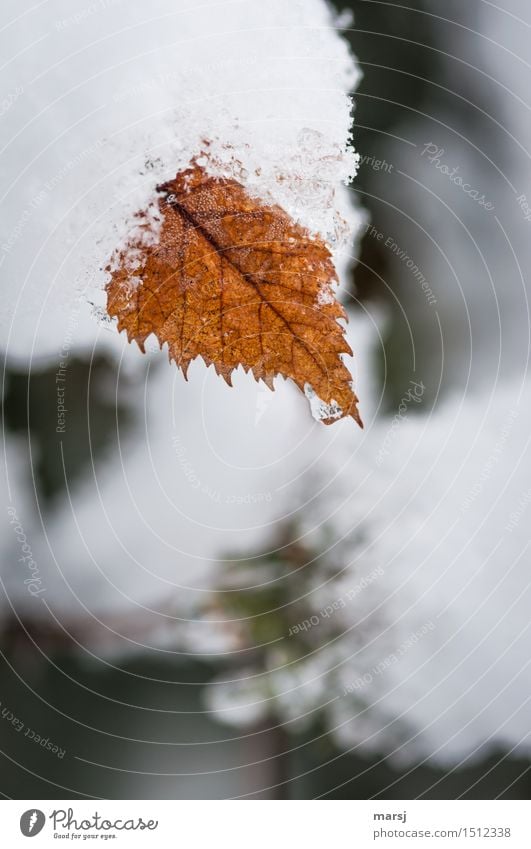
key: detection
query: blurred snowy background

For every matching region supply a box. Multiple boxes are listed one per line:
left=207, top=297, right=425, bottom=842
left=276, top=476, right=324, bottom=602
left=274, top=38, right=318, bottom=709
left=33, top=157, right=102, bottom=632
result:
left=1, top=0, right=530, bottom=798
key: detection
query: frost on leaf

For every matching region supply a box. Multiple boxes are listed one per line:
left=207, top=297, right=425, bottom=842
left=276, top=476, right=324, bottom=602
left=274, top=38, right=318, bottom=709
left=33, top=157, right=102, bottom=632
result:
left=105, top=160, right=362, bottom=426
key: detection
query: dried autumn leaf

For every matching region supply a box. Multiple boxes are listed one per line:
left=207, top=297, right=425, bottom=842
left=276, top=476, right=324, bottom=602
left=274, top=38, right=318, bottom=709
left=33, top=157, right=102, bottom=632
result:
left=106, top=162, right=362, bottom=426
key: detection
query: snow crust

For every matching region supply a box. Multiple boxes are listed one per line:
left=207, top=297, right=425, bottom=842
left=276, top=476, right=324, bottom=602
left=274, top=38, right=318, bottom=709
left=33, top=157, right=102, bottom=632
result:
left=0, top=0, right=362, bottom=362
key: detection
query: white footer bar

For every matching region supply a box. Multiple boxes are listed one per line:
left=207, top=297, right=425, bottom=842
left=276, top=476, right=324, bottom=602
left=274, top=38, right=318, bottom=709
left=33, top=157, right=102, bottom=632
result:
left=2, top=800, right=530, bottom=848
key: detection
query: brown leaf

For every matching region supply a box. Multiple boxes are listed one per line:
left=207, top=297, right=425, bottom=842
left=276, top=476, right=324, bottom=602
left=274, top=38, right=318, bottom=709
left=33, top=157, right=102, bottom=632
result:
left=106, top=162, right=362, bottom=426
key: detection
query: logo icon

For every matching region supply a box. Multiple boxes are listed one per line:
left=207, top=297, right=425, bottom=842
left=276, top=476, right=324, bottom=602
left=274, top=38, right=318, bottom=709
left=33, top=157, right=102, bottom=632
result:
left=20, top=809, right=45, bottom=837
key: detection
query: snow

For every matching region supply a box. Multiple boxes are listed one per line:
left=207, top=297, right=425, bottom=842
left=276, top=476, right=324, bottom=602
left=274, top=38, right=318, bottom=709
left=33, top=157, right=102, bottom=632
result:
left=1, top=0, right=366, bottom=625
left=3, top=0, right=531, bottom=772
left=0, top=0, right=362, bottom=362
left=1, top=0, right=368, bottom=636
left=1, top=311, right=374, bottom=629
left=312, top=379, right=531, bottom=763
left=205, top=377, right=531, bottom=764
